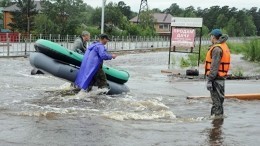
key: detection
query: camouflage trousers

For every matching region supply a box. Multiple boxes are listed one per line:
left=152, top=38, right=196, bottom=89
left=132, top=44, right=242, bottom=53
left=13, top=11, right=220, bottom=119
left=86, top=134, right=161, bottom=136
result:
left=87, top=66, right=108, bottom=91
left=210, top=79, right=225, bottom=116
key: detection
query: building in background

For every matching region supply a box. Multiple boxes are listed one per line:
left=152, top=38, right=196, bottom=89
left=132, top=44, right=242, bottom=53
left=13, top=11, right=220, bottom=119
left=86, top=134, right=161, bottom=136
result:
left=2, top=1, right=42, bottom=30
left=130, top=13, right=173, bottom=36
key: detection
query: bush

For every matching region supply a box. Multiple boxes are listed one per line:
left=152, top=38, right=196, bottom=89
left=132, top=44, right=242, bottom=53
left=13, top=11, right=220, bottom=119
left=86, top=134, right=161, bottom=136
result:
left=180, top=57, right=190, bottom=68
left=87, top=26, right=100, bottom=37
left=180, top=45, right=208, bottom=68
left=125, top=23, right=156, bottom=36
left=198, top=46, right=208, bottom=63
left=188, top=54, right=198, bottom=67
left=243, top=39, right=260, bottom=62
left=76, top=25, right=100, bottom=37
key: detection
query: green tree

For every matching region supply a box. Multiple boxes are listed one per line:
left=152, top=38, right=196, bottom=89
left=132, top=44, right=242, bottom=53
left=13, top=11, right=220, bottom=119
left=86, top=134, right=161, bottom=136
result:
left=105, top=2, right=124, bottom=26
left=243, top=15, right=257, bottom=36
left=138, top=10, right=154, bottom=29
left=182, top=6, right=196, bottom=17
left=141, top=26, right=157, bottom=36
left=77, top=5, right=95, bottom=26
left=33, top=14, right=58, bottom=34
left=41, top=0, right=86, bottom=34
left=235, top=10, right=256, bottom=36
left=248, top=7, right=260, bottom=36
left=90, top=7, right=102, bottom=26
left=220, top=6, right=230, bottom=17
left=0, top=0, right=12, bottom=7
left=117, top=1, right=132, bottom=20
left=8, top=0, right=38, bottom=33
left=195, top=7, right=204, bottom=17
left=119, top=15, right=130, bottom=30
left=163, top=4, right=258, bottom=36
left=202, top=25, right=209, bottom=36
left=163, top=3, right=183, bottom=16
left=125, top=23, right=141, bottom=36
left=151, top=8, right=162, bottom=13
left=258, top=9, right=260, bottom=36
left=203, top=6, right=221, bottom=31
left=89, top=2, right=131, bottom=34
left=215, top=14, right=228, bottom=28
left=224, top=17, right=238, bottom=36
left=125, top=23, right=155, bottom=36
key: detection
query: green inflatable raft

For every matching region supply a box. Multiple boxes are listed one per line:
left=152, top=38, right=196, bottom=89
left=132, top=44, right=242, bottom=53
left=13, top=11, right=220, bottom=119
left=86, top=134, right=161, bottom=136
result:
left=34, top=39, right=129, bottom=84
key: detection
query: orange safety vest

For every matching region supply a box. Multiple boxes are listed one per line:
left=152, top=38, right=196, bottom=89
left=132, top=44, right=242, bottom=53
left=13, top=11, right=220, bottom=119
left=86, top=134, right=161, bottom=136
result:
left=205, top=42, right=231, bottom=77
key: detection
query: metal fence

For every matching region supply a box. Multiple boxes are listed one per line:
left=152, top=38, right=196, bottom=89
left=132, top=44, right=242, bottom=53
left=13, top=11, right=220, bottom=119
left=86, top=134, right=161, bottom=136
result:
left=0, top=33, right=258, bottom=57
left=0, top=34, right=171, bottom=57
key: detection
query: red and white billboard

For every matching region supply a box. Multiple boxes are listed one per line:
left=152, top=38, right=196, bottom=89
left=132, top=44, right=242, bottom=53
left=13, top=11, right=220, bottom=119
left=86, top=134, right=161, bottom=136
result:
left=171, top=28, right=196, bottom=48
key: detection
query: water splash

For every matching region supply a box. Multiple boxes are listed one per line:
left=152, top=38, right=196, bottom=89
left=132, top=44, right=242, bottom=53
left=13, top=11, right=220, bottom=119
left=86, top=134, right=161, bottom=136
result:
left=101, top=96, right=176, bottom=121
left=3, top=88, right=178, bottom=122
left=103, top=110, right=176, bottom=121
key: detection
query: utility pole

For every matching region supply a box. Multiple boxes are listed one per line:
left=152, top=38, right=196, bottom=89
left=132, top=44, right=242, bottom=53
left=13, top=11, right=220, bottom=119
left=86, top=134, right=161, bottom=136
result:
left=137, top=0, right=148, bottom=23
left=27, top=0, right=30, bottom=36
left=101, top=0, right=106, bottom=34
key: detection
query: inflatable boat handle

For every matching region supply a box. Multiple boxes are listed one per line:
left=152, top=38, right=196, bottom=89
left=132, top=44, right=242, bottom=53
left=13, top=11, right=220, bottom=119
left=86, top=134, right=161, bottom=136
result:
left=66, top=50, right=82, bottom=60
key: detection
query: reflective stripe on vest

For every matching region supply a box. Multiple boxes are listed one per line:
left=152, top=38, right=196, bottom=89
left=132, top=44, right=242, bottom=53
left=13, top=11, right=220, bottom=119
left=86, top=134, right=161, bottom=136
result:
left=205, top=42, right=231, bottom=77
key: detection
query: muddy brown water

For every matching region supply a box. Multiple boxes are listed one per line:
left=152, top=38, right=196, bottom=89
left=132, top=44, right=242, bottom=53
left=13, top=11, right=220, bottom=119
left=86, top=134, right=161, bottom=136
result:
left=0, top=52, right=260, bottom=146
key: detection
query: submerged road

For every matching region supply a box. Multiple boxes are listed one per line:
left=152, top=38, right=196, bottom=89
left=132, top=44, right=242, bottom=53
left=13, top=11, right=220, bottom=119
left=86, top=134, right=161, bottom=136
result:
left=0, top=51, right=259, bottom=146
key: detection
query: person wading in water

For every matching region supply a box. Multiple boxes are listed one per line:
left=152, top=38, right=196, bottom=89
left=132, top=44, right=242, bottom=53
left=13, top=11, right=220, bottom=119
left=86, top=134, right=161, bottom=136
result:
left=205, top=29, right=230, bottom=117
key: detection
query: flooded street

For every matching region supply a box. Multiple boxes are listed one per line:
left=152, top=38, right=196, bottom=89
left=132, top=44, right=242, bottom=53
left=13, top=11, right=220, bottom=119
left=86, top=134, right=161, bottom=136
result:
left=0, top=51, right=260, bottom=146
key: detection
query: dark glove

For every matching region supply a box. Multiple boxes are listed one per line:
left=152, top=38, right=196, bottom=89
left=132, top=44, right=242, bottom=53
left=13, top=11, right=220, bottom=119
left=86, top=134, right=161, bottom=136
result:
left=207, top=81, right=213, bottom=91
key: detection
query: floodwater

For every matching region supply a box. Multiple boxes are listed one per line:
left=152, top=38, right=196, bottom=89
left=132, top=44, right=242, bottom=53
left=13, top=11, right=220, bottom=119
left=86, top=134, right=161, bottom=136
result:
left=0, top=51, right=260, bottom=146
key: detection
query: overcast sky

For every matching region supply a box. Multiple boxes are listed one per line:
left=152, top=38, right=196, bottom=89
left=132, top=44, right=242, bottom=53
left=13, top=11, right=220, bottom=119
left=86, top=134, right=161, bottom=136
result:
left=83, top=0, right=260, bottom=12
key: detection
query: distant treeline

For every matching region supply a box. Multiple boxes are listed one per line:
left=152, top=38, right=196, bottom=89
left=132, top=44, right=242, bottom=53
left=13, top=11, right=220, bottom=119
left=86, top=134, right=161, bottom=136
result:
left=1, top=0, right=259, bottom=36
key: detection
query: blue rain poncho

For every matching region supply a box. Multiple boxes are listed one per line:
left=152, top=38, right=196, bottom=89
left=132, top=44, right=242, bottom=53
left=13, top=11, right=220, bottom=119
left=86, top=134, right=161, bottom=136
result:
left=75, top=41, right=112, bottom=90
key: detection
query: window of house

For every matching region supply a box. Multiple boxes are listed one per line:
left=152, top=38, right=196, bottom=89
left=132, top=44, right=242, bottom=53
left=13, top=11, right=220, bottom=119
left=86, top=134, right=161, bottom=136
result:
left=164, top=24, right=169, bottom=30
left=159, top=24, right=164, bottom=29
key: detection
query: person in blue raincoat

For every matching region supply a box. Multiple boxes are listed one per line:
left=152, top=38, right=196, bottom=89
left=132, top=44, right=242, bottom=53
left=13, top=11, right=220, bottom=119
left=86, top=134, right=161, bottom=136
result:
left=75, top=34, right=117, bottom=91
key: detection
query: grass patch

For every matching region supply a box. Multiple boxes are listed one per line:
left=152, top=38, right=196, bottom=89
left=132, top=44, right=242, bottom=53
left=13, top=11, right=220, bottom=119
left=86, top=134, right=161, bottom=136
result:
left=187, top=39, right=260, bottom=67
left=243, top=39, right=260, bottom=62
left=227, top=42, right=245, bottom=54
left=183, top=45, right=208, bottom=67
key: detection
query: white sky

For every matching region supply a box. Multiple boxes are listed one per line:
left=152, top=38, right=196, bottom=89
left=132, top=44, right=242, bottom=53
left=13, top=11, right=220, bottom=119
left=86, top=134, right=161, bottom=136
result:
left=83, top=0, right=260, bottom=12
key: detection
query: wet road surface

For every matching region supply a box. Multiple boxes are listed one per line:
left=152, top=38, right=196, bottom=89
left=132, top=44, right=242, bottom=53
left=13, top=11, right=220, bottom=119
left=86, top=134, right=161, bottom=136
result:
left=0, top=52, right=260, bottom=146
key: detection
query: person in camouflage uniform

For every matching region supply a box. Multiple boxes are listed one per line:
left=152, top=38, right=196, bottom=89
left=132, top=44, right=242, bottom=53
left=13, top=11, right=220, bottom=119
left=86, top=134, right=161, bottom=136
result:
left=87, top=64, right=108, bottom=91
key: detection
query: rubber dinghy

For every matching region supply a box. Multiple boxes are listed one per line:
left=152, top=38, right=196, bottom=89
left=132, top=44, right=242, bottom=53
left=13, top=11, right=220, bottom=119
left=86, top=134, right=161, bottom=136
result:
left=34, top=39, right=129, bottom=84
left=29, top=52, right=130, bottom=95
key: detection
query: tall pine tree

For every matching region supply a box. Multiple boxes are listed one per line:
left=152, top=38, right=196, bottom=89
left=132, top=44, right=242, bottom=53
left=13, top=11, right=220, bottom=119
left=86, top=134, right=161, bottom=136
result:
left=8, top=0, right=38, bottom=33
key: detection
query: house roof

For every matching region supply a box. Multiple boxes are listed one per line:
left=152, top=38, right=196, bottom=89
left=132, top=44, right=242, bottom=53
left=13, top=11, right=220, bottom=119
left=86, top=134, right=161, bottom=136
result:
left=130, top=13, right=173, bottom=24
left=3, top=1, right=42, bottom=12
